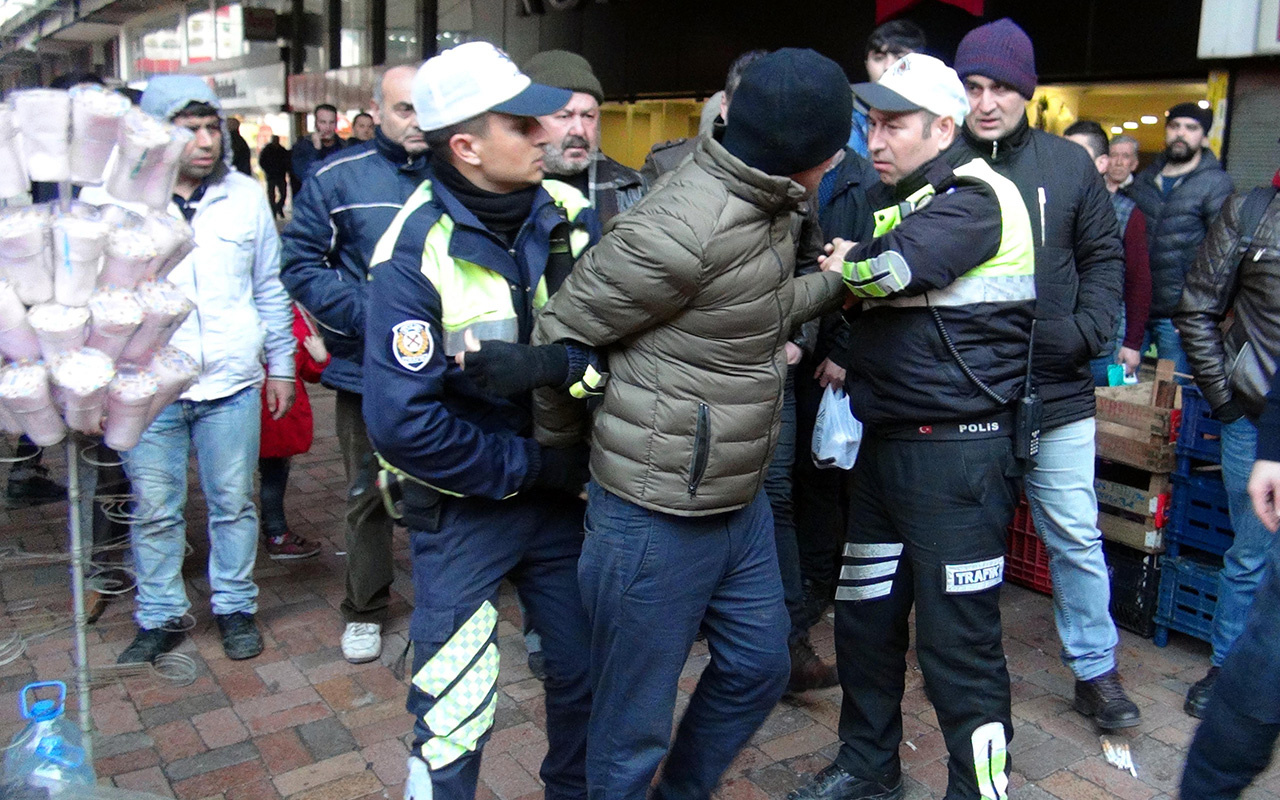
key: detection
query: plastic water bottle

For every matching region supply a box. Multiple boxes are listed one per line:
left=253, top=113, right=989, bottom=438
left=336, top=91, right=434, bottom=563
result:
left=3, top=681, right=95, bottom=795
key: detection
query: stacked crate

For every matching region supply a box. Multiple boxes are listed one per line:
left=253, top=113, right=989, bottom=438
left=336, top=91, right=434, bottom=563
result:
left=1091, top=360, right=1178, bottom=638
left=1154, top=385, right=1231, bottom=647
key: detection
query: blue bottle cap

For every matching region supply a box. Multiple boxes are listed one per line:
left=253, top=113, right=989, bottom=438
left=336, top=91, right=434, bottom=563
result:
left=28, top=698, right=59, bottom=722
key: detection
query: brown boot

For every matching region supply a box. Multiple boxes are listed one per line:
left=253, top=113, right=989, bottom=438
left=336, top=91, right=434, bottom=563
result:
left=787, top=636, right=838, bottom=694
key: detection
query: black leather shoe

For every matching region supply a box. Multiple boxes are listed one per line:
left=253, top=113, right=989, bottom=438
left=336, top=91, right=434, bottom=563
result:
left=1072, top=668, right=1142, bottom=729
left=1185, top=666, right=1220, bottom=719
left=787, top=637, right=839, bottom=694
left=118, top=620, right=186, bottom=664
left=216, top=612, right=264, bottom=660
left=787, top=764, right=903, bottom=800
left=6, top=466, right=65, bottom=508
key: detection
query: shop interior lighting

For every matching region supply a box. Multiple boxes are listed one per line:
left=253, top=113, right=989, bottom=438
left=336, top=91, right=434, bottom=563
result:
left=1140, top=115, right=1158, bottom=124
left=1197, top=100, right=1210, bottom=109
left=1123, top=121, right=1139, bottom=129
left=1110, top=126, right=1123, bottom=134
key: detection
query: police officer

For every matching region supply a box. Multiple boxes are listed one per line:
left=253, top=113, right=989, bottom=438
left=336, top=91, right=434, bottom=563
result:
left=790, top=55, right=1035, bottom=800
left=360, top=42, right=600, bottom=800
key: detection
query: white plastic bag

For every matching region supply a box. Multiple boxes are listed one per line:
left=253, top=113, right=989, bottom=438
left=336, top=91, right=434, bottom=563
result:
left=811, top=385, right=862, bottom=469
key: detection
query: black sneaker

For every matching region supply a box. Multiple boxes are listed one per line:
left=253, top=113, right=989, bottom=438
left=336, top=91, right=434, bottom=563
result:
left=528, top=650, right=547, bottom=682
left=216, top=612, right=264, bottom=660
left=1185, top=666, right=1220, bottom=719
left=1072, top=668, right=1142, bottom=729
left=6, top=466, right=65, bottom=508
left=787, top=764, right=903, bottom=800
left=118, top=619, right=186, bottom=664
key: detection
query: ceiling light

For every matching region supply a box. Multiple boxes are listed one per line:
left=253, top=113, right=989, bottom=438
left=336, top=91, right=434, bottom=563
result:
left=1140, top=115, right=1158, bottom=124
left=1110, top=126, right=1123, bottom=134
left=1123, top=121, right=1139, bottom=129
left=1197, top=100, right=1210, bottom=109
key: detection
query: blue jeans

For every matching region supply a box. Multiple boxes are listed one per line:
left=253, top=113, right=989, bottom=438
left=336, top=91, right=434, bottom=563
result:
left=1022, top=418, right=1119, bottom=680
left=124, top=387, right=261, bottom=630
left=764, top=367, right=804, bottom=642
left=578, top=483, right=790, bottom=800
left=1182, top=534, right=1280, bottom=799
left=1143, top=317, right=1190, bottom=382
left=1211, top=417, right=1273, bottom=666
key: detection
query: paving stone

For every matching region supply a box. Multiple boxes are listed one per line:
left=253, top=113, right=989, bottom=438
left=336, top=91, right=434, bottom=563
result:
left=113, top=765, right=178, bottom=798
left=1014, top=737, right=1092, bottom=781
left=298, top=715, right=360, bottom=761
left=139, top=692, right=231, bottom=728
left=193, top=706, right=250, bottom=749
left=164, top=740, right=261, bottom=783
left=95, top=730, right=156, bottom=759
left=288, top=772, right=384, bottom=800
left=478, top=751, right=541, bottom=800
left=274, top=751, right=369, bottom=797
left=172, top=759, right=270, bottom=800
left=256, top=728, right=314, bottom=775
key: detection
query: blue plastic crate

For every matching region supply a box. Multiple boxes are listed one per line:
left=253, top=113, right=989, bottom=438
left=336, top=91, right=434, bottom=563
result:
left=1154, top=555, right=1221, bottom=646
left=1176, top=385, right=1221, bottom=464
left=1167, top=469, right=1234, bottom=557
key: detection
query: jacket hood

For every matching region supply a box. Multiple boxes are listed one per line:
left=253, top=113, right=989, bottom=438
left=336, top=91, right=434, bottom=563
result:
left=140, top=74, right=232, bottom=180
left=694, top=134, right=805, bottom=215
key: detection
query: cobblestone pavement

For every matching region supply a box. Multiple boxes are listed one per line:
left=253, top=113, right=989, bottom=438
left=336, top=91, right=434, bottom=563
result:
left=2, top=386, right=1277, bottom=800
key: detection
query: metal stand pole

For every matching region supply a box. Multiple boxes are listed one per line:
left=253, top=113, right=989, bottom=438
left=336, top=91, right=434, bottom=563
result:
left=66, top=436, right=93, bottom=762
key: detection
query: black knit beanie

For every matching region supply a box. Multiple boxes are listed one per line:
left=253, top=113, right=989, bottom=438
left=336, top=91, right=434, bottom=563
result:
left=1167, top=102, right=1212, bottom=132
left=721, top=48, right=852, bottom=177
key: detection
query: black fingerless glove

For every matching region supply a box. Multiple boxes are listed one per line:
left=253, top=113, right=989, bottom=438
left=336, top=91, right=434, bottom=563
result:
left=465, top=342, right=569, bottom=397
left=527, top=443, right=591, bottom=495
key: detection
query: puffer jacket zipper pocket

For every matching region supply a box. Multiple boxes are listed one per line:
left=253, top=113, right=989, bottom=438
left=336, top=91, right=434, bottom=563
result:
left=688, top=403, right=710, bottom=497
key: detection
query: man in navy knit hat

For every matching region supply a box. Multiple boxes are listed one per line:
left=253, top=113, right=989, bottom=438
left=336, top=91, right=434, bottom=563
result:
left=953, top=18, right=1137, bottom=733
left=520, top=47, right=851, bottom=800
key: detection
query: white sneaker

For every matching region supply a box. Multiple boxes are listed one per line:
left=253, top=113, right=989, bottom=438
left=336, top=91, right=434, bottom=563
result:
left=341, top=621, right=382, bottom=663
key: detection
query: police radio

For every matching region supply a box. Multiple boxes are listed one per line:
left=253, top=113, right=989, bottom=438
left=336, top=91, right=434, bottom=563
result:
left=1013, top=322, right=1042, bottom=466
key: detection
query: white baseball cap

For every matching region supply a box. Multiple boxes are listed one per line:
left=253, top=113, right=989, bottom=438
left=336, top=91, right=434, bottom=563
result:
left=852, top=53, right=970, bottom=126
left=411, top=41, right=573, bottom=133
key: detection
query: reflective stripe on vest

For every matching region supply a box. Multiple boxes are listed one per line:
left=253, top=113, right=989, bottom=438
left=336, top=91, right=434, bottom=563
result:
left=370, top=178, right=593, bottom=357
left=863, top=158, right=1035, bottom=309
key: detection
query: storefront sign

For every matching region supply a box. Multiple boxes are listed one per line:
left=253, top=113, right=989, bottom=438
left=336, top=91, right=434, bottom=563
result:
left=242, top=8, right=279, bottom=42
left=207, top=62, right=286, bottom=111
left=1199, top=0, right=1280, bottom=56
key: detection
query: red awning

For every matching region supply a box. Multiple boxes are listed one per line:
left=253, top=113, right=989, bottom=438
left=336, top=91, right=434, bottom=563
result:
left=876, top=0, right=984, bottom=24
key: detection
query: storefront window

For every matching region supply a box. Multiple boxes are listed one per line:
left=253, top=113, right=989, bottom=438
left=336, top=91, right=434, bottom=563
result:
left=131, top=13, right=182, bottom=78
left=186, top=0, right=215, bottom=64
left=385, top=0, right=418, bottom=64
left=216, top=3, right=246, bottom=59
left=340, top=0, right=368, bottom=67
left=303, top=0, right=325, bottom=73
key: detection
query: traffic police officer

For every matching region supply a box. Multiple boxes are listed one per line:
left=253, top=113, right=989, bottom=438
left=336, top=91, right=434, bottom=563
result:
left=361, top=42, right=600, bottom=800
left=790, top=55, right=1035, bottom=800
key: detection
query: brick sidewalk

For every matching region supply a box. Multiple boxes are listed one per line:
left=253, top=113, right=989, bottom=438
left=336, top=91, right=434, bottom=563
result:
left=1, top=385, right=1277, bottom=800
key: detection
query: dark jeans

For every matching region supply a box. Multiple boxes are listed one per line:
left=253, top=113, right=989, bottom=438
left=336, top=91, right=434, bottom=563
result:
left=834, top=434, right=1018, bottom=800
left=794, top=359, right=851, bottom=605
left=406, top=491, right=590, bottom=800
left=1181, top=536, right=1280, bottom=799
left=258, top=456, right=290, bottom=537
left=336, top=390, right=395, bottom=624
left=579, top=482, right=790, bottom=800
left=763, top=367, right=805, bottom=642
left=266, top=177, right=288, bottom=218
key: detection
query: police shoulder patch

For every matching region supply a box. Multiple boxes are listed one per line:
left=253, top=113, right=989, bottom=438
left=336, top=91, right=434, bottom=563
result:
left=392, top=319, right=433, bottom=372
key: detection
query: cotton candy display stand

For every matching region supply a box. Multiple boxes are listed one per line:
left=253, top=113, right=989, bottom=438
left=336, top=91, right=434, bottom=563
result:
left=0, top=85, right=199, bottom=765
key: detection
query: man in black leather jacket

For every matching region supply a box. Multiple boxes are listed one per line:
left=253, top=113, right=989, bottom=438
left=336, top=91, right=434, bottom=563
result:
left=954, top=18, right=1135, bottom=732
left=1173, top=172, right=1280, bottom=718
left=1125, top=102, right=1234, bottom=377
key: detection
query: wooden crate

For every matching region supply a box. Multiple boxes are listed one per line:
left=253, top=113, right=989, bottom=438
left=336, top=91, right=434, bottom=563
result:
left=1094, top=361, right=1179, bottom=473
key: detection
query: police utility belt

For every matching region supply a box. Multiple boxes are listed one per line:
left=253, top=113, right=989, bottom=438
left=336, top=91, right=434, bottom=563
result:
left=878, top=411, right=1016, bottom=442
left=925, top=310, right=1042, bottom=466
left=375, top=457, right=443, bottom=532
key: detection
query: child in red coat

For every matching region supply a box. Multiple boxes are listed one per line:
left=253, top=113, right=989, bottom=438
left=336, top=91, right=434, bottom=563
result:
left=260, top=305, right=330, bottom=559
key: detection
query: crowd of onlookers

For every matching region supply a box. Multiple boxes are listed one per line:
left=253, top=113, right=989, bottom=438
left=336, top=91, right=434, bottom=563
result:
left=5, top=13, right=1280, bottom=800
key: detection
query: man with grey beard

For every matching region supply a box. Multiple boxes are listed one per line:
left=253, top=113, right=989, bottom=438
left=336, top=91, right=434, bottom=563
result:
left=523, top=50, right=645, bottom=223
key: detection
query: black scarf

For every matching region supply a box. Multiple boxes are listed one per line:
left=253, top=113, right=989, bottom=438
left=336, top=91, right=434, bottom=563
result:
left=432, top=157, right=538, bottom=247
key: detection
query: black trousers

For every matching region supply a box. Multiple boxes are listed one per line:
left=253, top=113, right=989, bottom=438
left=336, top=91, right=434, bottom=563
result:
left=793, top=360, right=852, bottom=605
left=834, top=433, right=1019, bottom=800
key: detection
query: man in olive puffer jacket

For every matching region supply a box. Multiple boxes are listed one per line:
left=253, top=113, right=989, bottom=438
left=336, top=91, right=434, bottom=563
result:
left=531, top=49, right=850, bottom=800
